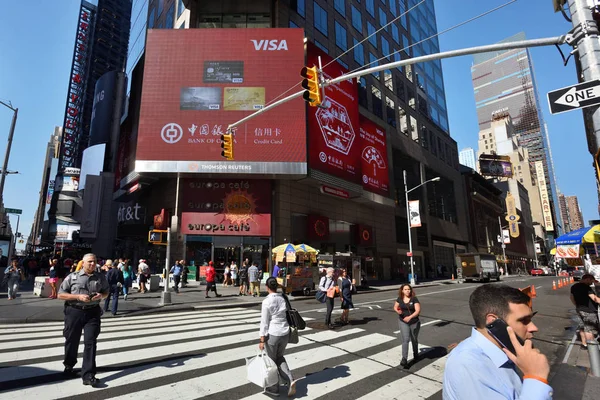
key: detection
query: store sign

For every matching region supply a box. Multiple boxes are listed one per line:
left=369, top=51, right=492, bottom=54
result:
left=117, top=202, right=146, bottom=225
left=308, top=214, right=330, bottom=241
left=505, top=193, right=520, bottom=238
left=359, top=116, right=389, bottom=195
left=409, top=200, right=421, bottom=228
left=535, top=161, right=554, bottom=232
left=181, top=179, right=272, bottom=236
left=136, top=29, right=306, bottom=175
left=556, top=244, right=580, bottom=258
left=307, top=43, right=360, bottom=183
left=56, top=224, right=80, bottom=241
left=320, top=185, right=350, bottom=199
left=60, top=3, right=95, bottom=168
left=356, top=224, right=374, bottom=246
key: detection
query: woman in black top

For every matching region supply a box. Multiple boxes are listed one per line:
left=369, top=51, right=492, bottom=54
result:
left=393, top=284, right=421, bottom=368
left=338, top=268, right=354, bottom=325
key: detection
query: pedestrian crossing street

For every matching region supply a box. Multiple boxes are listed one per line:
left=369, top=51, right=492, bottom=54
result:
left=0, top=307, right=447, bottom=399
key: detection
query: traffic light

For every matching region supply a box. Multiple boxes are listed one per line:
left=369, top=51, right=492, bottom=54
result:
left=220, top=133, right=234, bottom=160
left=300, top=66, right=322, bottom=107
left=148, top=229, right=167, bottom=244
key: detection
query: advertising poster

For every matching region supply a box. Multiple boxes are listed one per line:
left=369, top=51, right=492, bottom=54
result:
left=181, top=179, right=272, bottom=236
left=409, top=200, right=421, bottom=227
left=307, top=43, right=361, bottom=183
left=556, top=244, right=581, bottom=259
left=535, top=161, right=554, bottom=232
left=359, top=115, right=389, bottom=195
left=137, top=29, right=306, bottom=175
left=479, top=159, right=513, bottom=178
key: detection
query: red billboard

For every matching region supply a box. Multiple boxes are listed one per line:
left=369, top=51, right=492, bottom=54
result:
left=307, top=43, right=361, bottom=183
left=359, top=116, right=389, bottom=195
left=137, top=29, right=306, bottom=175
left=180, top=179, right=271, bottom=236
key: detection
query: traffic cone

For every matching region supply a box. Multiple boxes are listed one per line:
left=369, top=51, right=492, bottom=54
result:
left=552, top=280, right=557, bottom=290
left=558, top=279, right=563, bottom=288
left=571, top=277, right=574, bottom=283
left=531, top=285, right=537, bottom=298
left=451, top=274, right=455, bottom=280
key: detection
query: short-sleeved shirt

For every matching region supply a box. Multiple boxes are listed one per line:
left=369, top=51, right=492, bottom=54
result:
left=248, top=266, right=259, bottom=282
left=49, top=267, right=57, bottom=279
left=59, top=269, right=109, bottom=307
left=396, top=296, right=420, bottom=324
left=571, top=282, right=598, bottom=313
left=206, top=266, right=216, bottom=283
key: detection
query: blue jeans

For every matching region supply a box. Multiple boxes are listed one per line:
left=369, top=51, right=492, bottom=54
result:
left=104, top=284, right=119, bottom=314
left=122, top=278, right=132, bottom=295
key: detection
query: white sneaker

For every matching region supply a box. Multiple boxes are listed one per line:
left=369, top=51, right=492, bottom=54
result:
left=124, top=294, right=128, bottom=300
left=287, top=381, right=296, bottom=397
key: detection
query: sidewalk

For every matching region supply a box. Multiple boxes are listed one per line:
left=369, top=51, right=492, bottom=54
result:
left=0, top=277, right=465, bottom=323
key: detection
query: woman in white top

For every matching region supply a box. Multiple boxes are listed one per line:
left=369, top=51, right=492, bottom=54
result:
left=259, top=277, right=296, bottom=397
left=318, top=267, right=337, bottom=329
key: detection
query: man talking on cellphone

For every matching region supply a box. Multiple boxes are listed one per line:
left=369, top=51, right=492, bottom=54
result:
left=443, top=284, right=552, bottom=399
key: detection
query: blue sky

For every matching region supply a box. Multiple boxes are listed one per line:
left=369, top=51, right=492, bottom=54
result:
left=435, top=0, right=598, bottom=225
left=0, top=0, right=596, bottom=251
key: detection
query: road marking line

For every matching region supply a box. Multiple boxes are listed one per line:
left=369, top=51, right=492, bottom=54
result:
left=562, top=332, right=578, bottom=364
left=393, top=319, right=442, bottom=334
left=535, top=286, right=542, bottom=289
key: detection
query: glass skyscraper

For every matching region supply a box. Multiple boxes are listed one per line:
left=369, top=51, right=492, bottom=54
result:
left=471, top=32, right=561, bottom=236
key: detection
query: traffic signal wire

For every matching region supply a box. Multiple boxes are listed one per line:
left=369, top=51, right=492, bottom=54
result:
left=344, top=0, right=518, bottom=77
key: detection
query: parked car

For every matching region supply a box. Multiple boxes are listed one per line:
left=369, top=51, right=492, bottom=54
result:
left=570, top=266, right=585, bottom=280
left=530, top=268, right=544, bottom=276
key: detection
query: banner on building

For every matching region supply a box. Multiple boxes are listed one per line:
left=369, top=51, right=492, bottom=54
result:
left=556, top=244, right=580, bottom=258
left=359, top=115, right=389, bottom=195
left=479, top=158, right=513, bottom=178
left=535, top=161, right=554, bottom=232
left=505, top=193, right=520, bottom=238
left=409, top=200, right=421, bottom=228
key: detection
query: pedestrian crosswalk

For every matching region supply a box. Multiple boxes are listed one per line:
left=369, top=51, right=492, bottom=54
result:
left=0, top=307, right=447, bottom=399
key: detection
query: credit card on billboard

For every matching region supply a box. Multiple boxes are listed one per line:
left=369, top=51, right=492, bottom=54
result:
left=180, top=87, right=221, bottom=110
left=223, top=87, right=265, bottom=111
left=204, top=61, right=244, bottom=83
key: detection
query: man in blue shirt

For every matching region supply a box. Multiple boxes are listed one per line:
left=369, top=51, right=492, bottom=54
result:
left=443, top=284, right=553, bottom=399
left=170, top=261, right=183, bottom=294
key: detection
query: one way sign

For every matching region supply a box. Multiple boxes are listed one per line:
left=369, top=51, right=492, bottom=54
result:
left=547, top=80, right=600, bottom=114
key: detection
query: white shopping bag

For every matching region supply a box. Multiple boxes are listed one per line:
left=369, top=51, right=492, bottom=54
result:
left=246, top=350, right=279, bottom=389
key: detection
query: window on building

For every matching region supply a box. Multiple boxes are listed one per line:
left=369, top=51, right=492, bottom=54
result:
left=390, top=0, right=397, bottom=16
left=352, top=6, right=363, bottom=33
left=289, top=20, right=299, bottom=28
left=394, top=52, right=403, bottom=73
left=177, top=0, right=185, bottom=18
left=337, top=58, right=349, bottom=69
left=399, top=106, right=408, bottom=136
left=367, top=23, right=377, bottom=48
left=315, top=39, right=328, bottom=53
left=392, top=24, right=400, bottom=43
left=379, top=7, right=388, bottom=31
left=381, top=36, right=390, bottom=59
left=335, top=21, right=347, bottom=51
left=400, top=1, right=408, bottom=29
left=406, top=64, right=413, bottom=82
left=358, top=77, right=368, bottom=108
left=148, top=8, right=156, bottom=29
left=292, top=0, right=306, bottom=18
left=353, top=38, right=365, bottom=65
left=408, top=87, right=415, bottom=110
left=370, top=53, right=380, bottom=80
left=386, top=97, right=396, bottom=127
left=366, top=0, right=375, bottom=17
left=402, top=35, right=410, bottom=53
left=157, top=0, right=164, bottom=17
left=420, top=126, right=428, bottom=149
left=314, top=3, right=328, bottom=36
left=165, top=3, right=175, bottom=29
left=430, top=131, right=437, bottom=155
left=384, top=70, right=393, bottom=92
left=410, top=116, right=418, bottom=143
left=372, top=86, right=383, bottom=119
left=395, top=75, right=405, bottom=100
left=334, top=0, right=346, bottom=16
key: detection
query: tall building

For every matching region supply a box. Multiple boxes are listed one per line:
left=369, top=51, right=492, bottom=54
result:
left=471, top=32, right=560, bottom=238
left=45, top=0, right=132, bottom=249
left=558, top=193, right=571, bottom=233
left=459, top=147, right=476, bottom=169
left=566, top=195, right=585, bottom=231
left=112, top=0, right=470, bottom=281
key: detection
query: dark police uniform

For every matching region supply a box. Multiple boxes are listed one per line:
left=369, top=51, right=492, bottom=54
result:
left=59, top=268, right=109, bottom=381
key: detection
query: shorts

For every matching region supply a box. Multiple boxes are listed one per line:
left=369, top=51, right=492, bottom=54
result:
left=139, top=274, right=148, bottom=283
left=48, top=277, right=59, bottom=284
left=577, top=310, right=600, bottom=336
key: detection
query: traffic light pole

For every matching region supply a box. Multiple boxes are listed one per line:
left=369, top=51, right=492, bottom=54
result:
left=0, top=102, right=17, bottom=208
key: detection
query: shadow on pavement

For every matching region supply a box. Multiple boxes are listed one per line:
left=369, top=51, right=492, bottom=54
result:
left=294, top=365, right=351, bottom=398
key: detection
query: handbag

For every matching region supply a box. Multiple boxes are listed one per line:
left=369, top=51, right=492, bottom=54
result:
left=288, top=325, right=299, bottom=344
left=326, top=286, right=337, bottom=298
left=246, top=350, right=279, bottom=389
left=282, top=292, right=306, bottom=330
left=315, top=290, right=326, bottom=303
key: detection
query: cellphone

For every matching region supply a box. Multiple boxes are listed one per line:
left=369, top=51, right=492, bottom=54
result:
left=88, top=292, right=98, bottom=299
left=486, top=318, right=526, bottom=355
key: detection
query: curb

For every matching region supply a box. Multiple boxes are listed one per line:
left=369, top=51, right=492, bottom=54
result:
left=0, top=281, right=455, bottom=323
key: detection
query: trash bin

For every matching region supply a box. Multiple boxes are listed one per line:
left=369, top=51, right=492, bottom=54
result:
left=147, top=275, right=160, bottom=292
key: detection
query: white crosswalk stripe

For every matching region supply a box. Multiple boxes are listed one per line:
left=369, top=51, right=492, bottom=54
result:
left=0, top=307, right=446, bottom=399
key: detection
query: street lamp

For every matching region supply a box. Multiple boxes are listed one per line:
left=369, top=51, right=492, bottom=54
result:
left=497, top=218, right=521, bottom=274
left=0, top=100, right=18, bottom=207
left=403, top=170, right=440, bottom=286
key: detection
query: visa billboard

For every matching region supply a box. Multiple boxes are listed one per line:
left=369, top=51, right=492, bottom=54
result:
left=136, top=29, right=306, bottom=175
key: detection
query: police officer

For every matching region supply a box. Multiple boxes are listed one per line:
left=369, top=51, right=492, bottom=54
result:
left=58, top=253, right=109, bottom=387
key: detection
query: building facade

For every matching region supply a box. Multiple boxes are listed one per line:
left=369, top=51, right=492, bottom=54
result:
left=112, top=0, right=469, bottom=282
left=459, top=147, right=476, bottom=169
left=566, top=195, right=585, bottom=231
left=471, top=32, right=560, bottom=238
left=558, top=193, right=571, bottom=233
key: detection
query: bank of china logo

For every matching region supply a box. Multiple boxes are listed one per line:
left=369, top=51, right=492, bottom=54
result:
left=362, top=175, right=369, bottom=184
left=319, top=152, right=327, bottom=163
left=161, top=123, right=183, bottom=144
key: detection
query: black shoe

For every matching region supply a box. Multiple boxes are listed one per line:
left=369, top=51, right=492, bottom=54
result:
left=83, top=377, right=100, bottom=387
left=216, top=294, right=222, bottom=297
left=400, top=358, right=408, bottom=368
left=63, top=366, right=77, bottom=377
left=205, top=295, right=210, bottom=298
left=328, top=324, right=335, bottom=329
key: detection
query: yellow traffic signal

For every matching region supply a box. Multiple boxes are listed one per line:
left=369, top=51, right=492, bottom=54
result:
left=221, top=133, right=234, bottom=160
left=301, top=66, right=322, bottom=107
